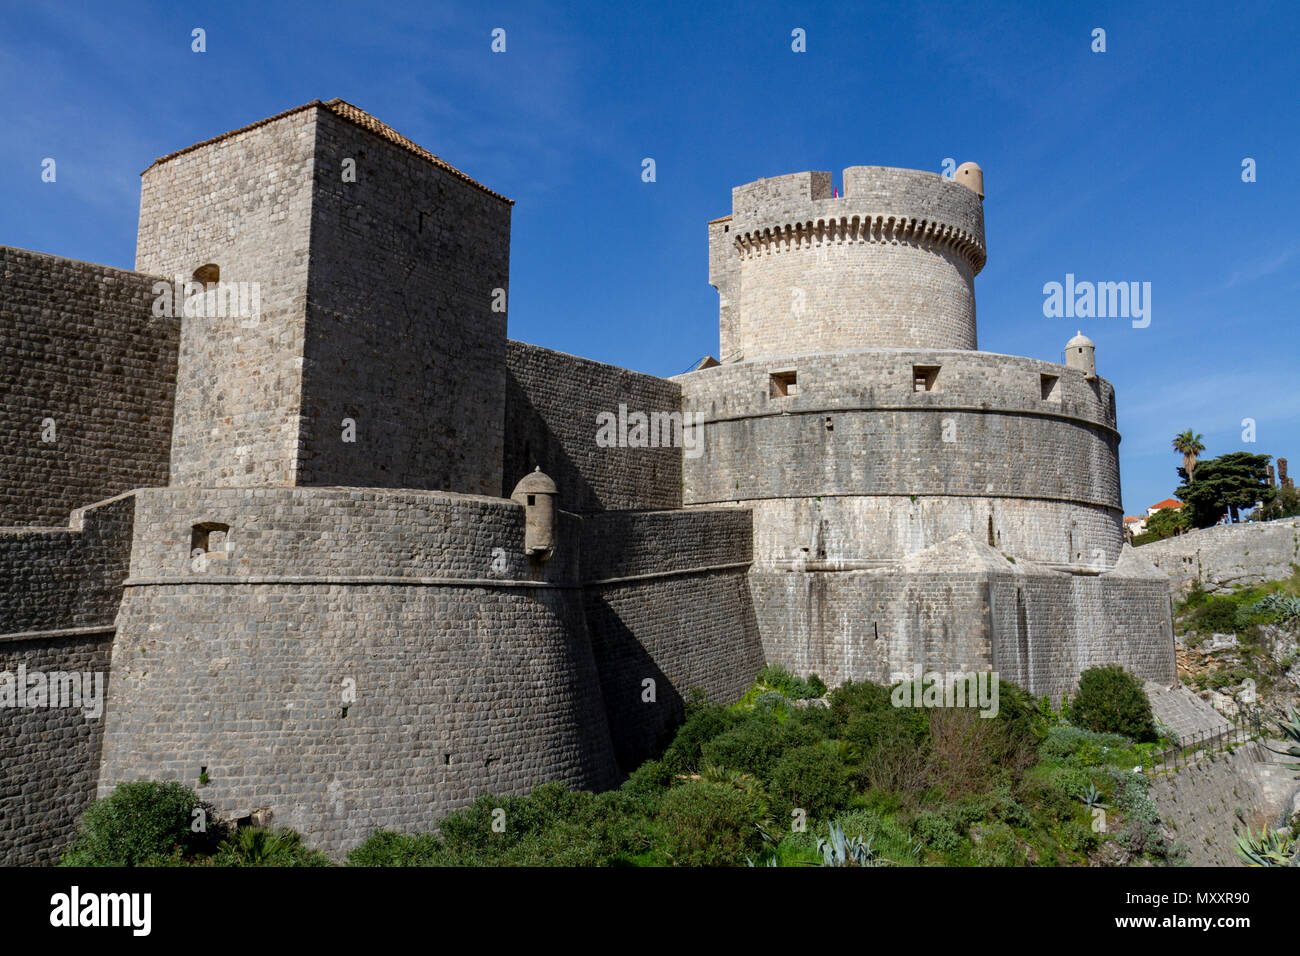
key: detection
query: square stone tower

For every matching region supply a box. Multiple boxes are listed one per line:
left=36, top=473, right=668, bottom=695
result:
left=136, top=99, right=512, bottom=495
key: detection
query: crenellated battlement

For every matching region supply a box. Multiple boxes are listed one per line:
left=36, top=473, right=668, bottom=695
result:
left=730, top=213, right=985, bottom=273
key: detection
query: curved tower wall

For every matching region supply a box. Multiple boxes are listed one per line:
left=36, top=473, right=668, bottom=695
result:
left=683, top=163, right=1173, bottom=696
left=678, top=350, right=1124, bottom=567
left=709, top=167, right=986, bottom=362
left=98, top=487, right=620, bottom=857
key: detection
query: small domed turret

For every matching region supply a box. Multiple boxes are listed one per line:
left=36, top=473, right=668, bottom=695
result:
left=510, top=467, right=558, bottom=561
left=954, top=161, right=984, bottom=200
left=1066, top=330, right=1096, bottom=380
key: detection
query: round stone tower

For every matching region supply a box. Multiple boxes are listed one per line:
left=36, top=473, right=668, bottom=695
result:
left=708, top=166, right=987, bottom=363
left=678, top=163, right=1147, bottom=688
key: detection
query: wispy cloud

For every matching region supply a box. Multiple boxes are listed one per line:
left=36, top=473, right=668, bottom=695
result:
left=1207, top=244, right=1298, bottom=294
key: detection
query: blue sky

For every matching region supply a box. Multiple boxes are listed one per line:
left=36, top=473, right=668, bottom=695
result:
left=2, top=0, right=1297, bottom=514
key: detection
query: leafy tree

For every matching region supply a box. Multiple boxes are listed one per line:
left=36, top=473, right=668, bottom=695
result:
left=1144, top=504, right=1190, bottom=540
left=1175, top=452, right=1275, bottom=526
left=1253, top=484, right=1300, bottom=521
left=1171, top=430, right=1205, bottom=483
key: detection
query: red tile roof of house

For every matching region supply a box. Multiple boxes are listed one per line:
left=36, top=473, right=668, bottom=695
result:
left=1149, top=498, right=1182, bottom=511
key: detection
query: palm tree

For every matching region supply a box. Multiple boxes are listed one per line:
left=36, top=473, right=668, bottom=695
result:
left=1172, top=430, right=1205, bottom=483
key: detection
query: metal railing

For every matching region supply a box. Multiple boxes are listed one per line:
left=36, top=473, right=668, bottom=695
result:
left=1144, top=708, right=1263, bottom=773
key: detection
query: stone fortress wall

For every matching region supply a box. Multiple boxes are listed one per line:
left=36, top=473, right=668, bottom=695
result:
left=136, top=105, right=317, bottom=489
left=747, top=531, right=1175, bottom=700
left=503, top=340, right=683, bottom=513
left=1139, top=518, right=1300, bottom=596
left=677, top=348, right=1123, bottom=567
left=297, top=106, right=512, bottom=496
left=0, top=100, right=764, bottom=862
left=97, top=487, right=619, bottom=855
left=0, top=493, right=138, bottom=863
left=0, top=248, right=177, bottom=527
left=580, top=508, right=762, bottom=771
left=0, top=101, right=1179, bottom=861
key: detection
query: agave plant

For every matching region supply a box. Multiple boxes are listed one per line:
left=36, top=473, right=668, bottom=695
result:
left=1250, top=593, right=1300, bottom=622
left=1080, top=784, right=1108, bottom=809
left=1264, top=706, right=1300, bottom=778
left=1235, top=825, right=1297, bottom=867
left=816, top=820, right=877, bottom=867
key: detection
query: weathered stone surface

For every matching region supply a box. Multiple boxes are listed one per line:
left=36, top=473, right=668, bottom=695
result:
left=0, top=248, right=177, bottom=527
left=1140, top=519, right=1300, bottom=596
left=504, top=341, right=683, bottom=513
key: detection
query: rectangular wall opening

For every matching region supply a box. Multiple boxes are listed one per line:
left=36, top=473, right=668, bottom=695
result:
left=190, top=522, right=230, bottom=563
left=912, top=365, right=940, bottom=392
left=769, top=369, right=798, bottom=398
left=1040, top=373, right=1061, bottom=402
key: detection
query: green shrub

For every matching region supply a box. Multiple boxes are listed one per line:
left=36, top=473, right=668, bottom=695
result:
left=620, top=758, right=674, bottom=815
left=755, top=664, right=826, bottom=700
left=786, top=700, right=833, bottom=739
left=940, top=796, right=992, bottom=832
left=1188, top=595, right=1246, bottom=634
left=827, top=680, right=899, bottom=733
left=1250, top=593, right=1300, bottom=623
left=773, top=827, right=819, bottom=865
left=1060, top=819, right=1100, bottom=856
left=924, top=706, right=1029, bottom=798
left=1018, top=767, right=1083, bottom=823
left=61, top=780, right=219, bottom=866
left=654, top=781, right=765, bottom=866
left=1111, top=772, right=1167, bottom=856
left=991, top=680, right=1050, bottom=746
left=827, top=680, right=932, bottom=792
left=211, top=827, right=332, bottom=867
left=660, top=703, right=734, bottom=774
left=700, top=713, right=788, bottom=779
left=348, top=830, right=445, bottom=866
left=436, top=790, right=552, bottom=861
left=971, top=821, right=1023, bottom=866
left=912, top=811, right=964, bottom=854
left=989, top=788, right=1031, bottom=828
left=1070, top=665, right=1157, bottom=742
left=768, top=745, right=850, bottom=821
left=431, top=784, right=653, bottom=866
left=1039, top=725, right=1131, bottom=762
